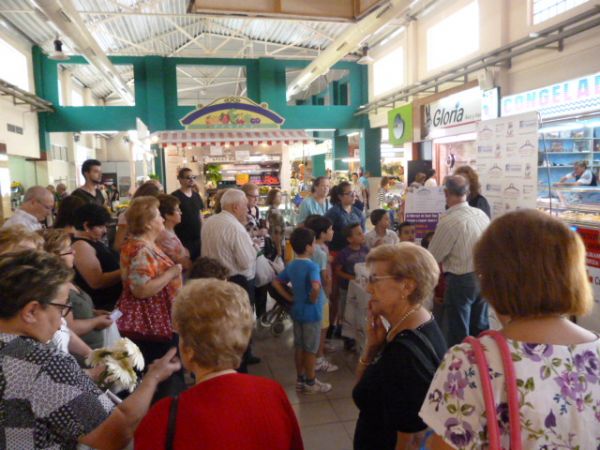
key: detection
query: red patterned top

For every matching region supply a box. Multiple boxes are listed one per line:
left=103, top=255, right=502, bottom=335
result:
left=156, top=229, right=189, bottom=265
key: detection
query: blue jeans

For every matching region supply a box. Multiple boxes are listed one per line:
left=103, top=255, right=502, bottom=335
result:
left=441, top=272, right=489, bottom=347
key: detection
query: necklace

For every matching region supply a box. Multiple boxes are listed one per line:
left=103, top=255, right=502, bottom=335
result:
left=386, top=305, right=422, bottom=342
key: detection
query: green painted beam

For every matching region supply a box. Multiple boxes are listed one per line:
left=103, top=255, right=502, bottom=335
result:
left=333, top=134, right=349, bottom=171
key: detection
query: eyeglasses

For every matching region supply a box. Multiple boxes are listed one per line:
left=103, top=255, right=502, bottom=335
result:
left=59, top=250, right=74, bottom=256
left=47, top=302, right=73, bottom=317
left=368, top=275, right=398, bottom=284
left=181, top=176, right=197, bottom=181
left=247, top=194, right=259, bottom=199
left=341, top=191, right=356, bottom=196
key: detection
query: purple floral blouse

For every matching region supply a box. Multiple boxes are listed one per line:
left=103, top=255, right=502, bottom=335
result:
left=419, top=335, right=600, bottom=449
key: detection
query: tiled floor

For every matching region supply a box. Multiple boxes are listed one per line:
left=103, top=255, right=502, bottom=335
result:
left=249, top=319, right=359, bottom=450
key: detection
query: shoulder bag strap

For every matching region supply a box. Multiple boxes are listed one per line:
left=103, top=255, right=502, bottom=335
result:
left=394, top=330, right=440, bottom=379
left=482, top=330, right=523, bottom=450
left=464, top=336, right=502, bottom=450
left=165, top=396, right=179, bottom=450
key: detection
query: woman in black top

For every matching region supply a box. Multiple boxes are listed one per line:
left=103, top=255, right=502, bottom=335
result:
left=353, top=243, right=447, bottom=450
left=453, top=165, right=491, bottom=218
left=72, top=204, right=122, bottom=310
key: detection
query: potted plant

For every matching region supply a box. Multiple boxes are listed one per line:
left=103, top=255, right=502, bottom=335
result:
left=205, top=164, right=223, bottom=189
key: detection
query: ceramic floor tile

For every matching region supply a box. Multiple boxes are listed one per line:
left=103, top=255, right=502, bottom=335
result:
left=341, top=420, right=357, bottom=441
left=292, top=400, right=339, bottom=427
left=329, top=397, right=359, bottom=422
left=301, top=422, right=353, bottom=450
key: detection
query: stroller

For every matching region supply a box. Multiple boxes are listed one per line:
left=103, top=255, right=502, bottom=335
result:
left=258, top=284, right=292, bottom=336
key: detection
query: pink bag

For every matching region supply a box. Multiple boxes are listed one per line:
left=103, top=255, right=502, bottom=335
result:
left=464, top=330, right=522, bottom=450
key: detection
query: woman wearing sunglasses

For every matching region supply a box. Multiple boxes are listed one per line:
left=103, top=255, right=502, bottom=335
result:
left=352, top=243, right=447, bottom=450
left=0, top=250, right=180, bottom=449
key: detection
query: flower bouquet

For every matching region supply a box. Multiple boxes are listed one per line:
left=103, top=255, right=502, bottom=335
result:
left=86, top=338, right=145, bottom=393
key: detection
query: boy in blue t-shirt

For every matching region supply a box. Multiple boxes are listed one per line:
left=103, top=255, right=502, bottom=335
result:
left=304, top=214, right=338, bottom=373
left=272, top=227, right=332, bottom=394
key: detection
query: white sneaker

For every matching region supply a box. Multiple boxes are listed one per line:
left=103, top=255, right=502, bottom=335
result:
left=296, top=379, right=305, bottom=392
left=303, top=378, right=332, bottom=394
left=316, top=357, right=339, bottom=373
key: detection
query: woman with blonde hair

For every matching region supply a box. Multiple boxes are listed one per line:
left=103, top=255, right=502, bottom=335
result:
left=353, top=243, right=447, bottom=450
left=135, top=279, right=303, bottom=449
left=453, top=165, right=491, bottom=218
left=0, top=225, right=42, bottom=254
left=421, top=210, right=600, bottom=449
left=116, top=196, right=185, bottom=399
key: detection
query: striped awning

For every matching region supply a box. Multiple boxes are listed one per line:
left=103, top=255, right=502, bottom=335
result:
left=157, top=130, right=312, bottom=147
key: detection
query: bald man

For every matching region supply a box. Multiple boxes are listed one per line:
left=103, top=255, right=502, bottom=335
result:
left=2, top=186, right=54, bottom=231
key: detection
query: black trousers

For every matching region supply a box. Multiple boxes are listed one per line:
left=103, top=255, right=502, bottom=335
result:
left=228, top=275, right=256, bottom=374
left=132, top=336, right=186, bottom=404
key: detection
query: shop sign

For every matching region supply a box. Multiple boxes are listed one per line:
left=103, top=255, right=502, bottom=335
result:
left=404, top=187, right=446, bottom=239
left=180, top=97, right=285, bottom=129
left=423, top=87, right=482, bottom=137
left=501, top=72, right=600, bottom=119
left=387, top=104, right=413, bottom=146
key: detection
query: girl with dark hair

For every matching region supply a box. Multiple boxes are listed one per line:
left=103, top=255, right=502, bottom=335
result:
left=297, top=176, right=331, bottom=224
left=453, top=166, right=491, bottom=218
left=325, top=182, right=365, bottom=251
left=54, top=195, right=86, bottom=234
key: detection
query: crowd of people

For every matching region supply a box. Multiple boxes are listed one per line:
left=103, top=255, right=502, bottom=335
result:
left=1, top=158, right=599, bottom=449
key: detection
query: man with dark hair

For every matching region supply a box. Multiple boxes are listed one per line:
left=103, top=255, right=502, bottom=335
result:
left=397, top=221, right=416, bottom=243
left=172, top=167, right=205, bottom=260
left=428, top=175, right=490, bottom=346
left=71, top=159, right=105, bottom=207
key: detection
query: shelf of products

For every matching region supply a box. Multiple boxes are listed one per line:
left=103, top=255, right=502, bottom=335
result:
left=538, top=123, right=600, bottom=185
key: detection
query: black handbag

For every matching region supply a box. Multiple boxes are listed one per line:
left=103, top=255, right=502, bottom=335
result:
left=165, top=396, right=179, bottom=450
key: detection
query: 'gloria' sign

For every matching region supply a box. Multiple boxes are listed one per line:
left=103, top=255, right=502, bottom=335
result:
left=423, top=87, right=482, bottom=138
left=501, top=72, right=600, bottom=119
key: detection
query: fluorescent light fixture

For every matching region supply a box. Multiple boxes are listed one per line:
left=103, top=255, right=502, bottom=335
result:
left=342, top=157, right=361, bottom=162
left=583, top=121, right=600, bottom=128
left=529, top=32, right=540, bottom=38
left=347, top=132, right=360, bottom=137
left=434, top=132, right=477, bottom=144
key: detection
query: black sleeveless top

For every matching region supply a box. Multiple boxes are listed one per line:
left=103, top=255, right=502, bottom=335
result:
left=72, top=237, right=122, bottom=310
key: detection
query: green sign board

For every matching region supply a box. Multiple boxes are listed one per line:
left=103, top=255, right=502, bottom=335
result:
left=387, top=104, right=413, bottom=146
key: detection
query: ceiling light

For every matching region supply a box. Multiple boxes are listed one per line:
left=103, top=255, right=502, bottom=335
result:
left=49, top=38, right=70, bottom=61
left=357, top=46, right=374, bottom=65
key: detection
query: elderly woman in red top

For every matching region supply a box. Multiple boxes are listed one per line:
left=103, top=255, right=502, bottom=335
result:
left=135, top=279, right=303, bottom=450
left=116, top=196, right=185, bottom=400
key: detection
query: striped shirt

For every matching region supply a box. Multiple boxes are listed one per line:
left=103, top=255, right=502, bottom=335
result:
left=428, top=202, right=490, bottom=275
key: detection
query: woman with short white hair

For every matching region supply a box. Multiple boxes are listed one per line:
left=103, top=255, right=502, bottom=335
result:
left=353, top=243, right=448, bottom=450
left=135, top=279, right=303, bottom=450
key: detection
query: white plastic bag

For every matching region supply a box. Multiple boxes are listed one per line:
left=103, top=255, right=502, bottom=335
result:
left=102, top=322, right=122, bottom=347
left=255, top=255, right=276, bottom=287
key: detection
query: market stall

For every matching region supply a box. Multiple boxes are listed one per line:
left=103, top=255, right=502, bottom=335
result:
left=155, top=97, right=313, bottom=218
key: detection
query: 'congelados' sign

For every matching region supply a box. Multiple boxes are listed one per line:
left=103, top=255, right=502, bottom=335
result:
left=501, top=72, right=600, bottom=119
left=423, top=87, right=481, bottom=138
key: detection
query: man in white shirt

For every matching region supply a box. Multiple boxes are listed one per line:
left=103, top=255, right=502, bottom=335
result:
left=428, top=175, right=490, bottom=346
left=2, top=186, right=54, bottom=231
left=201, top=189, right=259, bottom=371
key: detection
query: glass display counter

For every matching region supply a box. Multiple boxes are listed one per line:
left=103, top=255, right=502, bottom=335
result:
left=537, top=187, right=600, bottom=229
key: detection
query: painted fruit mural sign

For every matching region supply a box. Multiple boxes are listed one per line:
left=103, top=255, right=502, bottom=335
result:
left=180, top=97, right=285, bottom=129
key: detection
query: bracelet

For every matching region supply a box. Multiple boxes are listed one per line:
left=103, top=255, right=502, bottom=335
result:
left=358, top=356, right=373, bottom=366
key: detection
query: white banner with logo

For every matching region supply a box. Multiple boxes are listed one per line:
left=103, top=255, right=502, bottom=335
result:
left=424, top=87, right=482, bottom=138
left=475, top=112, right=539, bottom=218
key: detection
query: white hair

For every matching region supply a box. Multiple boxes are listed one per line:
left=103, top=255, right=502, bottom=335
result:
left=24, top=186, right=53, bottom=202
left=220, top=189, right=246, bottom=209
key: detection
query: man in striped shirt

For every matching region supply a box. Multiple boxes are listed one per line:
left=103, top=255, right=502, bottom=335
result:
left=428, top=175, right=490, bottom=347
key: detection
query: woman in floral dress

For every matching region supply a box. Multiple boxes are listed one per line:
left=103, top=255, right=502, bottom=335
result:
left=420, top=209, right=600, bottom=449
left=117, top=196, right=185, bottom=401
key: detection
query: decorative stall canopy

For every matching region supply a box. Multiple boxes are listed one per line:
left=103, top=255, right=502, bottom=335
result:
left=157, top=129, right=311, bottom=147
left=179, top=97, right=285, bottom=129
left=155, top=96, right=312, bottom=147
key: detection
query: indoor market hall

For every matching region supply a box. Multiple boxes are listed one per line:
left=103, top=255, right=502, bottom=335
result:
left=0, top=0, right=600, bottom=449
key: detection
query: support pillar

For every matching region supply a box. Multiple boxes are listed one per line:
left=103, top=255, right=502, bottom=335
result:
left=312, top=154, right=326, bottom=177
left=359, top=128, right=381, bottom=176
left=333, top=134, right=349, bottom=171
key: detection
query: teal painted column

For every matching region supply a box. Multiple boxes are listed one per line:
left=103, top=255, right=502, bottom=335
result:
left=151, top=144, right=165, bottom=184
left=143, top=56, right=168, bottom=132
left=32, top=46, right=51, bottom=156
left=360, top=128, right=382, bottom=177
left=333, top=134, right=349, bottom=171
left=312, top=154, right=326, bottom=177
